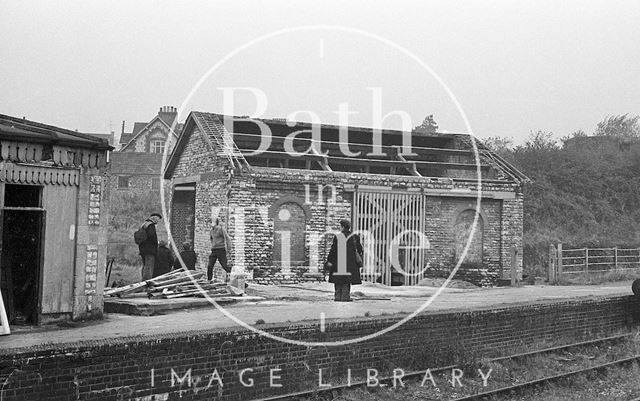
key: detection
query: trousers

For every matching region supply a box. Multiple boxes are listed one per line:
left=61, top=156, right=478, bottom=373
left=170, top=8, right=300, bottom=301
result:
left=334, top=283, right=351, bottom=302
left=141, top=254, right=155, bottom=281
left=207, top=248, right=230, bottom=280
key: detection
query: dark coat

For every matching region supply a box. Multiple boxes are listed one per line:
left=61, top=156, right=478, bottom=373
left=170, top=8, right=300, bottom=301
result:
left=154, top=245, right=174, bottom=278
left=326, top=231, right=363, bottom=285
left=138, top=220, right=158, bottom=256
left=173, top=250, right=197, bottom=270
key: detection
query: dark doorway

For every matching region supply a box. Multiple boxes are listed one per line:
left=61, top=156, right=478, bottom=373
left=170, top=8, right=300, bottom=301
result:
left=0, top=184, right=45, bottom=325
left=170, top=185, right=196, bottom=251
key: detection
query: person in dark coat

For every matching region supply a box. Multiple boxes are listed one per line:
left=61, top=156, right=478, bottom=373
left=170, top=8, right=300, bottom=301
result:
left=325, top=219, right=363, bottom=302
left=173, top=242, right=198, bottom=270
left=138, top=213, right=161, bottom=280
left=154, top=240, right=174, bottom=278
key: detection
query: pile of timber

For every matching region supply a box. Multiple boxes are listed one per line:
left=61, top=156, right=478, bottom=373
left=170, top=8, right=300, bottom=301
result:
left=104, top=269, right=243, bottom=299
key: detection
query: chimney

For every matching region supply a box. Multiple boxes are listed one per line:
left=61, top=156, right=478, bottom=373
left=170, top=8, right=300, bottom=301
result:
left=158, top=106, right=178, bottom=124
left=121, top=120, right=125, bottom=135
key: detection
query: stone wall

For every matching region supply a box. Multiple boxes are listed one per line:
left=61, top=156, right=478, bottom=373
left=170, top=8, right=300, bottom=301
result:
left=73, top=171, right=110, bottom=320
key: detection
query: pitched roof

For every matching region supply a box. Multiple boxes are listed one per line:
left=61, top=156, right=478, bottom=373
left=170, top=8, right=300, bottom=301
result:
left=86, top=132, right=114, bottom=145
left=132, top=122, right=146, bottom=136
left=0, top=114, right=113, bottom=151
left=120, top=116, right=181, bottom=152
left=119, top=132, right=133, bottom=146
left=165, top=111, right=529, bottom=183
left=109, top=152, right=164, bottom=175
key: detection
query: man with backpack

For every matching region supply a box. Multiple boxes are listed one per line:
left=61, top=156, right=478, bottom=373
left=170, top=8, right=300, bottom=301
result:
left=135, top=213, right=162, bottom=281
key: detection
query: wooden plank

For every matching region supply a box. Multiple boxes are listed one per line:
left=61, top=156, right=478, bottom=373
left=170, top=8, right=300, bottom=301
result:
left=557, top=243, right=563, bottom=278
left=104, top=281, right=147, bottom=296
left=40, top=185, right=78, bottom=313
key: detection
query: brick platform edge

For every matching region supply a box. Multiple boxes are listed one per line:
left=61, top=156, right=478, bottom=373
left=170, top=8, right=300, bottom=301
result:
left=1, top=295, right=638, bottom=400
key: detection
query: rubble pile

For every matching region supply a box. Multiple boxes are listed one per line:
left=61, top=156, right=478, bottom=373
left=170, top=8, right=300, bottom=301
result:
left=104, top=269, right=243, bottom=299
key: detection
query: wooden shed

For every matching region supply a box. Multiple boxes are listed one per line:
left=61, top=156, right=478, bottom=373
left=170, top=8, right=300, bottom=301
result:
left=0, top=114, right=112, bottom=324
left=164, top=112, right=528, bottom=286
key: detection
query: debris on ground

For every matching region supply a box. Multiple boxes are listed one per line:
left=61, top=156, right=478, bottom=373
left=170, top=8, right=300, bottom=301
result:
left=103, top=269, right=244, bottom=299
left=417, top=277, right=479, bottom=289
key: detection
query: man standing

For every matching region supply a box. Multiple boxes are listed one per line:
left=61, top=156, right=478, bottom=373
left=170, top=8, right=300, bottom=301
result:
left=137, top=213, right=162, bottom=280
left=154, top=240, right=174, bottom=278
left=208, top=218, right=231, bottom=281
left=173, top=242, right=198, bottom=270
left=325, top=219, right=363, bottom=302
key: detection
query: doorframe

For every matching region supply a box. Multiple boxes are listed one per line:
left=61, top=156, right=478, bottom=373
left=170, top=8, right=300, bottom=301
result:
left=171, top=183, right=197, bottom=250
left=0, top=182, right=47, bottom=325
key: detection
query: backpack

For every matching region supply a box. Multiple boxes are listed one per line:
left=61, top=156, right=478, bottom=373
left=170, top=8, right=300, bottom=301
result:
left=134, top=222, right=149, bottom=245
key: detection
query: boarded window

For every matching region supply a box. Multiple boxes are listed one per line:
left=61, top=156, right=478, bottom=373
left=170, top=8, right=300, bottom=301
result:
left=454, top=210, right=483, bottom=267
left=118, top=176, right=129, bottom=189
left=273, top=202, right=306, bottom=266
left=151, top=177, right=160, bottom=190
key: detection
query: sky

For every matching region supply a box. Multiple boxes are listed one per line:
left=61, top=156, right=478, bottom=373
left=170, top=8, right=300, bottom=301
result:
left=1, top=0, right=639, bottom=144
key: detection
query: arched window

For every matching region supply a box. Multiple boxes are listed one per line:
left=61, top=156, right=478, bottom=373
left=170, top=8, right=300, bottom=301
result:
left=151, top=139, right=165, bottom=154
left=273, top=202, right=307, bottom=266
left=454, top=210, right=483, bottom=266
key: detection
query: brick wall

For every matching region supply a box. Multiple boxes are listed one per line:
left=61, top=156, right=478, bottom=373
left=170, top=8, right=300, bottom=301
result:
left=167, top=127, right=524, bottom=286
left=222, top=168, right=519, bottom=286
left=1, top=296, right=637, bottom=400
left=170, top=128, right=233, bottom=272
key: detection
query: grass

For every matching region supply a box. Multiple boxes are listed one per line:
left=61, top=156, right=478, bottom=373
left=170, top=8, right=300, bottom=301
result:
left=500, top=363, right=640, bottom=401
left=317, top=329, right=640, bottom=401
left=558, top=268, right=640, bottom=285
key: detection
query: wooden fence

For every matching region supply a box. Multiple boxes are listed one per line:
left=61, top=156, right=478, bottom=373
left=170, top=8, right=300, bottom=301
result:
left=548, top=244, right=640, bottom=283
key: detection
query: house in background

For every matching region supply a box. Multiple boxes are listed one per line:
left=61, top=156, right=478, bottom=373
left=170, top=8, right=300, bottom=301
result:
left=0, top=114, right=112, bottom=324
left=119, top=106, right=182, bottom=152
left=112, top=106, right=182, bottom=192
left=106, top=107, right=183, bottom=284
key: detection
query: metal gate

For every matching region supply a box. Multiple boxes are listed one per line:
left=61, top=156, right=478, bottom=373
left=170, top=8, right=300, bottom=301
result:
left=353, top=191, right=427, bottom=286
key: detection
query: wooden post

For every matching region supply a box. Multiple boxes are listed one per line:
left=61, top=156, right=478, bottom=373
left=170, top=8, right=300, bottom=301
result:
left=585, top=248, right=589, bottom=274
left=548, top=244, right=557, bottom=284
left=557, top=243, right=563, bottom=279
left=614, top=247, right=618, bottom=270
left=510, top=245, right=518, bottom=286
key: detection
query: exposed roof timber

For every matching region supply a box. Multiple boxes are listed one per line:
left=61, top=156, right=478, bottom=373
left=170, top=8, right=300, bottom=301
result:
left=311, top=146, right=331, bottom=171
left=232, top=114, right=459, bottom=139
left=230, top=131, right=472, bottom=156
left=463, top=136, right=530, bottom=183
left=242, top=150, right=490, bottom=170
left=395, top=152, right=421, bottom=176
left=164, top=112, right=527, bottom=183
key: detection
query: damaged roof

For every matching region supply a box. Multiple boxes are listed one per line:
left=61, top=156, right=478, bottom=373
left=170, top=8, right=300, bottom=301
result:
left=164, top=111, right=528, bottom=183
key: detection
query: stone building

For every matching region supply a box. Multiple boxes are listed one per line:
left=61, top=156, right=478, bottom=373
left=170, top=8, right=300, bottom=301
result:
left=0, top=114, right=112, bottom=324
left=164, top=112, right=528, bottom=286
left=112, top=106, right=181, bottom=193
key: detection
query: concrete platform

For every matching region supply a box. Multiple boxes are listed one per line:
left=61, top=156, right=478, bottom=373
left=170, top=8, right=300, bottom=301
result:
left=104, top=295, right=265, bottom=316
left=0, top=281, right=634, bottom=352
